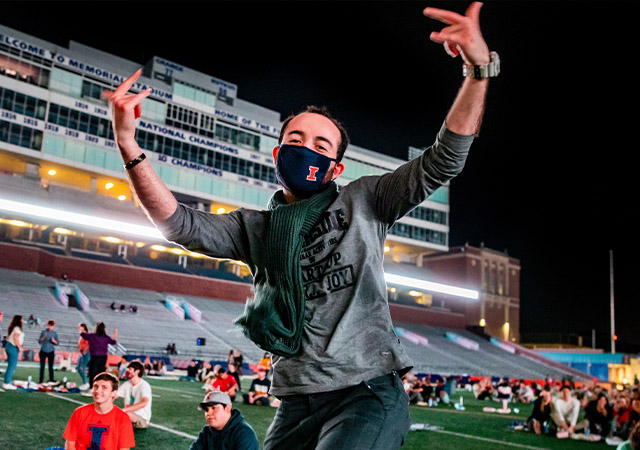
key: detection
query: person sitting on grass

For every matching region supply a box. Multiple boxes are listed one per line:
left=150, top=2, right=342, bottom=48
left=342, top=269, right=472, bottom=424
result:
left=190, top=390, right=258, bottom=450
left=63, top=372, right=134, bottom=450
left=551, top=384, right=581, bottom=438
left=527, top=386, right=552, bottom=435
left=117, top=361, right=152, bottom=429
left=613, top=394, right=638, bottom=441
left=435, top=377, right=450, bottom=405
left=579, top=392, right=613, bottom=439
left=181, top=359, right=200, bottom=382
left=198, top=361, right=215, bottom=383
left=519, top=382, right=535, bottom=404
left=476, top=377, right=494, bottom=401
left=408, top=376, right=426, bottom=405
left=209, top=368, right=238, bottom=402
left=243, top=367, right=272, bottom=406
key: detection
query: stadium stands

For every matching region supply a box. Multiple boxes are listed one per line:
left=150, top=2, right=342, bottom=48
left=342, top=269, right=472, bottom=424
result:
left=0, top=266, right=592, bottom=382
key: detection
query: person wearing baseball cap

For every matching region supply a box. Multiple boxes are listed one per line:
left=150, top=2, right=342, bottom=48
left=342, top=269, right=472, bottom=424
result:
left=190, top=390, right=259, bottom=450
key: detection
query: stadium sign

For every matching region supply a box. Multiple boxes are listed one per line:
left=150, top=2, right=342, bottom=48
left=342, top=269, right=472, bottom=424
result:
left=138, top=120, right=273, bottom=165
left=0, top=31, right=174, bottom=102
left=0, top=31, right=280, bottom=137
left=153, top=152, right=279, bottom=191
left=152, top=56, right=238, bottom=100
left=5, top=111, right=277, bottom=192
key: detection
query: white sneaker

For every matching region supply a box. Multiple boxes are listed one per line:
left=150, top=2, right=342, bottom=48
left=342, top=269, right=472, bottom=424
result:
left=79, top=383, right=90, bottom=391
left=2, top=383, right=17, bottom=390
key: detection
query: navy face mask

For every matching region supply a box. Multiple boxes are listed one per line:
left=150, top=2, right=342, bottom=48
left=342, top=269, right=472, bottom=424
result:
left=275, top=144, right=337, bottom=199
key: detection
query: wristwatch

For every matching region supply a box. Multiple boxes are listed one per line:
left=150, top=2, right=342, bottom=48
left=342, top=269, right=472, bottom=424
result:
left=463, top=51, right=500, bottom=79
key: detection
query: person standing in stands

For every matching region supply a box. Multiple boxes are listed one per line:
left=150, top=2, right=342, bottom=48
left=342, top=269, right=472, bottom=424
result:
left=2, top=315, right=24, bottom=390
left=82, top=322, right=118, bottom=388
left=77, top=323, right=91, bottom=390
left=38, top=319, right=59, bottom=384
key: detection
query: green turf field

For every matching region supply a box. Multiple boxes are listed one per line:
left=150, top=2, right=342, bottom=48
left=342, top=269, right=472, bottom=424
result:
left=0, top=363, right=599, bottom=450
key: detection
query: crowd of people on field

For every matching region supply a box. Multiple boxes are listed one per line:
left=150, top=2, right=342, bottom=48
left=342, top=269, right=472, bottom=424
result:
left=179, top=350, right=276, bottom=409
left=1, top=313, right=266, bottom=449
left=470, top=376, right=640, bottom=447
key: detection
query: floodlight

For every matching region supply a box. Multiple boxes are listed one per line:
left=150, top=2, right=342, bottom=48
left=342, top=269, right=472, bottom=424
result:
left=384, top=273, right=479, bottom=300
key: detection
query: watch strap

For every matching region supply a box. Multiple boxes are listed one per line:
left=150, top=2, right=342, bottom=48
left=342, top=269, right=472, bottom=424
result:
left=124, top=153, right=146, bottom=170
left=463, top=51, right=500, bottom=79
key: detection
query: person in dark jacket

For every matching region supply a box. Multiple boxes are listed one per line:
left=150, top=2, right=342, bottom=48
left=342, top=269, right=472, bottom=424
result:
left=190, top=390, right=259, bottom=450
left=38, top=319, right=59, bottom=383
left=527, top=387, right=552, bottom=434
left=585, top=393, right=613, bottom=437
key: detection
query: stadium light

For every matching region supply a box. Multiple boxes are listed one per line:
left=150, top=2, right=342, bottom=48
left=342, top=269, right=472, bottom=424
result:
left=0, top=198, right=164, bottom=240
left=384, top=273, right=479, bottom=300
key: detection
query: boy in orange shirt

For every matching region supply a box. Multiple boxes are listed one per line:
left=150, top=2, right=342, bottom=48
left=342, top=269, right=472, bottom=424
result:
left=63, top=372, right=135, bottom=450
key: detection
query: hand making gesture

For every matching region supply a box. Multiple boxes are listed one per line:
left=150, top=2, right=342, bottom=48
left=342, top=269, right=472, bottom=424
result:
left=102, top=69, right=152, bottom=150
left=424, top=2, right=490, bottom=65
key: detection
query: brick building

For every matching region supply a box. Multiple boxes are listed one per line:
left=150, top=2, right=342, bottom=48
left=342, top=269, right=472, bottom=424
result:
left=419, top=244, right=521, bottom=343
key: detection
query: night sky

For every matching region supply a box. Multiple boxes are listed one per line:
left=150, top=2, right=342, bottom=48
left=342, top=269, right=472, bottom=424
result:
left=2, top=2, right=638, bottom=351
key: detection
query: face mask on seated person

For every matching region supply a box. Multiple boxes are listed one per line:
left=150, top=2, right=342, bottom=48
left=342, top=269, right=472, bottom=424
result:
left=275, top=144, right=338, bottom=199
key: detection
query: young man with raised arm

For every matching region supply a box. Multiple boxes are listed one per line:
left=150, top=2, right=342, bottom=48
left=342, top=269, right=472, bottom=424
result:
left=104, top=3, right=497, bottom=448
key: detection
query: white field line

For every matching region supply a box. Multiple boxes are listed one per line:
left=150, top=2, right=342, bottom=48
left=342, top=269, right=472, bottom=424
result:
left=46, top=393, right=197, bottom=440
left=431, top=429, right=552, bottom=450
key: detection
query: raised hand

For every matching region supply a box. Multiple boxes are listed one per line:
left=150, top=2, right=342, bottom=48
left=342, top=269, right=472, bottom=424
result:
left=102, top=69, right=152, bottom=149
left=423, top=2, right=490, bottom=65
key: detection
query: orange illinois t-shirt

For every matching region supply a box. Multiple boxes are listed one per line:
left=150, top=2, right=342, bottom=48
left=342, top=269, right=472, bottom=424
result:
left=63, top=404, right=135, bottom=450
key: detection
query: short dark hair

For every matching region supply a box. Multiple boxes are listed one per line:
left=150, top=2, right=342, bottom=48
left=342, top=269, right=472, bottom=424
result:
left=93, top=372, right=119, bottom=391
left=47, top=320, right=55, bottom=326
left=278, top=105, right=350, bottom=162
left=128, top=360, right=145, bottom=377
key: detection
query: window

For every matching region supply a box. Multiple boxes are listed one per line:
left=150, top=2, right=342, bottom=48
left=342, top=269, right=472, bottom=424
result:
left=47, top=103, right=113, bottom=140
left=49, top=68, right=83, bottom=98
left=0, top=87, right=47, bottom=120
left=0, top=119, right=42, bottom=150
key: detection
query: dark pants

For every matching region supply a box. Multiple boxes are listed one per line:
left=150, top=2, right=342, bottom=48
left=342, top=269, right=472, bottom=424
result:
left=39, top=350, right=55, bottom=383
left=88, top=354, right=107, bottom=387
left=264, top=371, right=410, bottom=450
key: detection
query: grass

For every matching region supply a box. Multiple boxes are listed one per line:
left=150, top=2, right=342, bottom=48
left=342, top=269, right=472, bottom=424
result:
left=1, top=363, right=597, bottom=450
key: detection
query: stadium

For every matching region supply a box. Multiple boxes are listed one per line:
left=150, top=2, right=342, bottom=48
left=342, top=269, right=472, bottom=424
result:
left=0, top=15, right=635, bottom=450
